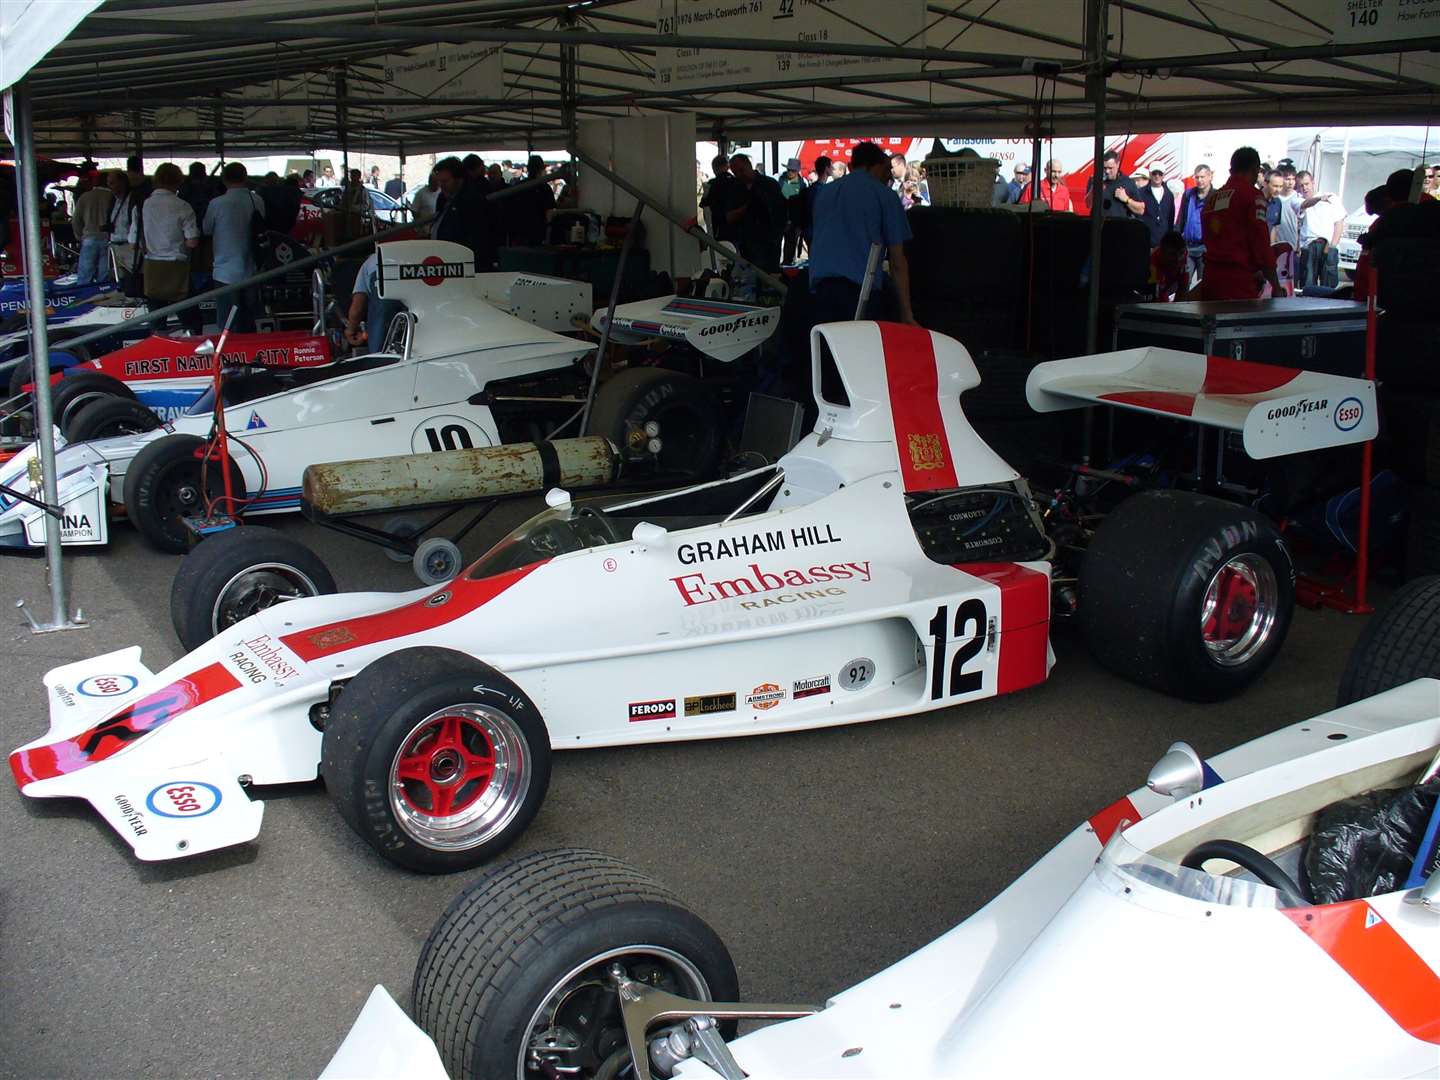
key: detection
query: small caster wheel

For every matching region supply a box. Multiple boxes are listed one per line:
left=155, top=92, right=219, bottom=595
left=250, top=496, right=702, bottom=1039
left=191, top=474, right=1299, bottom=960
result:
left=413, top=536, right=463, bottom=585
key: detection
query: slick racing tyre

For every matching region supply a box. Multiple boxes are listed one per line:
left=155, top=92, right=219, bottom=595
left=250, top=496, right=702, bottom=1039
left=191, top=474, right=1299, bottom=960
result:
left=123, top=433, right=246, bottom=554
left=52, top=372, right=135, bottom=437
left=65, top=396, right=160, bottom=442
left=7, top=336, right=93, bottom=398
left=589, top=368, right=723, bottom=483
left=169, top=525, right=337, bottom=650
left=1336, top=575, right=1440, bottom=705
left=320, top=647, right=551, bottom=874
left=412, top=848, right=739, bottom=1080
left=1080, top=490, right=1295, bottom=701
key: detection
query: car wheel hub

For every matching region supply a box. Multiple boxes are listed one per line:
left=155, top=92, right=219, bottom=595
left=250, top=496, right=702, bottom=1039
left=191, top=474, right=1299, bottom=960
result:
left=1200, top=553, right=1278, bottom=667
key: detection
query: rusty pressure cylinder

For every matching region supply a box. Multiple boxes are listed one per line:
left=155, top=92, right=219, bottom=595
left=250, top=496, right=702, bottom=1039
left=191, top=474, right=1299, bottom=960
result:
left=302, top=436, right=620, bottom=516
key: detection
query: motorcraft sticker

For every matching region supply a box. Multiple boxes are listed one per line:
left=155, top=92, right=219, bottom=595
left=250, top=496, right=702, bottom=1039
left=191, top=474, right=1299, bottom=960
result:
left=792, top=675, right=831, bottom=700
left=745, top=683, right=785, bottom=711
left=684, top=693, right=736, bottom=716
left=838, top=658, right=875, bottom=691
left=628, top=699, right=677, bottom=722
left=77, top=674, right=139, bottom=697
left=146, top=780, right=222, bottom=818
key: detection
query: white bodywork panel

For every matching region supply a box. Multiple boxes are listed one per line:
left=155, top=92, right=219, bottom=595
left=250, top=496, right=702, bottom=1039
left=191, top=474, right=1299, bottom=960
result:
left=1026, top=346, right=1379, bottom=459
left=10, top=322, right=1054, bottom=865
left=474, top=271, right=590, bottom=334
left=593, top=295, right=780, bottom=362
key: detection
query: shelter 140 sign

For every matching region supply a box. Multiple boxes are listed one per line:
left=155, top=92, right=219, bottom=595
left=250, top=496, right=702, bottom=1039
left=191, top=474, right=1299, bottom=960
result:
left=1332, top=0, right=1440, bottom=42
left=653, top=0, right=924, bottom=91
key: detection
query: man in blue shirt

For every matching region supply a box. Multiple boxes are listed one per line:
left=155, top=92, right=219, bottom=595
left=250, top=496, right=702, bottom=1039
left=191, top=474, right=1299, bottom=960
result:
left=203, top=161, right=266, bottom=332
left=1175, top=163, right=1213, bottom=285
left=809, top=142, right=917, bottom=325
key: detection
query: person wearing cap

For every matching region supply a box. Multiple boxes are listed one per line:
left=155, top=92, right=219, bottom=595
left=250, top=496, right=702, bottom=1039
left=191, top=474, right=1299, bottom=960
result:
left=1005, top=163, right=1032, bottom=204
left=1139, top=167, right=1176, bottom=248
left=1199, top=146, right=1279, bottom=301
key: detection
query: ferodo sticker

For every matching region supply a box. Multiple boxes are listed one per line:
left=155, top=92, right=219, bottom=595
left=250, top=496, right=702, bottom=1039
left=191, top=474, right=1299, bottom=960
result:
left=746, top=683, right=785, bottom=711
left=628, top=699, right=676, bottom=722
left=397, top=256, right=467, bottom=285
left=146, top=781, right=222, bottom=818
left=77, top=674, right=139, bottom=698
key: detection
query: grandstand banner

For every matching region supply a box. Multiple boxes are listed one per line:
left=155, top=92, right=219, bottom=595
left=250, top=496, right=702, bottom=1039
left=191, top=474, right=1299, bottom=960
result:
left=653, top=0, right=924, bottom=91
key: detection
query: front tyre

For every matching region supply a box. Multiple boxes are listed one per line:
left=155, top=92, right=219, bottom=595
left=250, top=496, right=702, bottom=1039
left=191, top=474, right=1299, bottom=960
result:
left=412, top=849, right=739, bottom=1080
left=1336, top=575, right=1440, bottom=705
left=169, top=525, right=337, bottom=650
left=122, top=434, right=246, bottom=554
left=320, top=647, right=550, bottom=874
left=1079, top=490, right=1295, bottom=701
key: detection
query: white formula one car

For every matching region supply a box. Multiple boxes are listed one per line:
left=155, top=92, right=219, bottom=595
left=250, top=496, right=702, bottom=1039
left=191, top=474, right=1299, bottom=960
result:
left=323, top=582, right=1440, bottom=1080
left=0, top=240, right=778, bottom=554
left=11, top=322, right=1304, bottom=878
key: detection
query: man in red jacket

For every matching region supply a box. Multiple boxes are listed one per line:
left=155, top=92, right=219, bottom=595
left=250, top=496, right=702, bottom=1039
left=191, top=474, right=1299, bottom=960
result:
left=1200, top=146, right=1280, bottom=301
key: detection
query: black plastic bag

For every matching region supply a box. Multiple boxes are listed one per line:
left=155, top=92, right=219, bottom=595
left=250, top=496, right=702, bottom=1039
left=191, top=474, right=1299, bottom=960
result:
left=1302, top=783, right=1439, bottom=904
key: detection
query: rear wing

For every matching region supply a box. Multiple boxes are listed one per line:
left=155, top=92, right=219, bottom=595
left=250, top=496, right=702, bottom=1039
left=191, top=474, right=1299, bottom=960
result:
left=1026, top=348, right=1377, bottom=459
left=592, top=295, right=779, bottom=362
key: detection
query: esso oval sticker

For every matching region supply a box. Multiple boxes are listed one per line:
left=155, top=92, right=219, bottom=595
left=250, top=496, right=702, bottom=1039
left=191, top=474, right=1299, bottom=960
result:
left=146, top=781, right=223, bottom=819
left=77, top=674, right=139, bottom=697
left=838, top=658, right=875, bottom=692
left=1333, top=397, right=1364, bottom=432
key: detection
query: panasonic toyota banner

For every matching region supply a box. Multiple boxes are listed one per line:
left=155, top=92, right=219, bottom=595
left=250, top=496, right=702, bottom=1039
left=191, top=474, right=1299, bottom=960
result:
left=653, top=0, right=925, bottom=91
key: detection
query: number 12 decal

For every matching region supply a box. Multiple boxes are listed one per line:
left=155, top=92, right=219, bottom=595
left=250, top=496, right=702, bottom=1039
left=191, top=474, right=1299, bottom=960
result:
left=929, top=599, right=988, bottom=699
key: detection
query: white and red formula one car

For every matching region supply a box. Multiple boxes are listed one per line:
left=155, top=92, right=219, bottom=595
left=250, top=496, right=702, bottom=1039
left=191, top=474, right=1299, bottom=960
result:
left=323, top=581, right=1440, bottom=1080
left=11, top=322, right=1307, bottom=877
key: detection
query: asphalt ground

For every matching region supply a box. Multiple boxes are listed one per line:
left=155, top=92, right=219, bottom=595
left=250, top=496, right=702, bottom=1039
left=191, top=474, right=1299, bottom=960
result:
left=0, top=506, right=1370, bottom=1080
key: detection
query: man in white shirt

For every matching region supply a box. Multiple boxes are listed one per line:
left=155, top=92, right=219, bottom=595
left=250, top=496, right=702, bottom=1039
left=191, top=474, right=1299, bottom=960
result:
left=134, top=161, right=201, bottom=332
left=1295, top=170, right=1344, bottom=290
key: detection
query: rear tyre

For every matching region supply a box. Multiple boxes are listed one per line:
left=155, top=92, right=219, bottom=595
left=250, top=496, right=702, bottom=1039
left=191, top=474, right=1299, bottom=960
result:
left=51, top=372, right=135, bottom=435
left=1335, top=576, right=1440, bottom=705
left=1079, top=490, right=1295, bottom=701
left=320, top=647, right=551, bottom=874
left=412, top=848, right=739, bottom=1080
left=589, top=368, right=723, bottom=483
left=7, top=337, right=93, bottom=398
left=65, top=396, right=160, bottom=442
left=123, top=433, right=246, bottom=554
left=169, top=525, right=337, bottom=650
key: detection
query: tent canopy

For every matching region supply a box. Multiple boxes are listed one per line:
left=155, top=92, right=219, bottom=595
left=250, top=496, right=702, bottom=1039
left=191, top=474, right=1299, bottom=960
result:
left=2, top=0, right=1438, bottom=155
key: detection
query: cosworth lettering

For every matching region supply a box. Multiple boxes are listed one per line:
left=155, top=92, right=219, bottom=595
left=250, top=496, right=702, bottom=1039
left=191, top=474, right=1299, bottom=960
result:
left=676, top=524, right=841, bottom=565
left=1266, top=398, right=1329, bottom=421
left=671, top=561, right=871, bottom=606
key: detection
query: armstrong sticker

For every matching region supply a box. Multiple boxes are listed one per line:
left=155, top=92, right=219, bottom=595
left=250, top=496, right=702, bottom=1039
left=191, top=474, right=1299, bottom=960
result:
left=146, top=781, right=222, bottom=818
left=746, top=683, right=785, bottom=711
left=1333, top=397, right=1364, bottom=431
left=628, top=699, right=676, bottom=721
left=792, top=675, right=831, bottom=700
left=684, top=693, right=736, bottom=716
left=77, top=674, right=139, bottom=698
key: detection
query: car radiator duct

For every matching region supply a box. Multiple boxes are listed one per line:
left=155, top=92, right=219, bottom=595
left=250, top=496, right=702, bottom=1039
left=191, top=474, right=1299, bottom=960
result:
left=302, top=436, right=621, bottom=516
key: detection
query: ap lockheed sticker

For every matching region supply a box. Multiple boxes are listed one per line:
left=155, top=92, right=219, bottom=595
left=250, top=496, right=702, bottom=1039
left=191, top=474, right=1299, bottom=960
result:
left=77, top=674, right=139, bottom=697
left=146, top=781, right=223, bottom=819
left=838, top=659, right=875, bottom=691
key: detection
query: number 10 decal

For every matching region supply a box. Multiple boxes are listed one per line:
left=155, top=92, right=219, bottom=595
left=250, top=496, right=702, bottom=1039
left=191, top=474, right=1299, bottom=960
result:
left=929, top=599, right=988, bottom=700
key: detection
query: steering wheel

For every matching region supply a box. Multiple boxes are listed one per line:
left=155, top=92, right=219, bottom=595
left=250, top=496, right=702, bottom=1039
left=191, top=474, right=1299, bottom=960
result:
left=1180, top=839, right=1308, bottom=906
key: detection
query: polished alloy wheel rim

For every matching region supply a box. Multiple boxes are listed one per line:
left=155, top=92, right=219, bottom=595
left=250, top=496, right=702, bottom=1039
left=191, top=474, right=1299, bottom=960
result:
left=1200, top=553, right=1278, bottom=667
left=388, top=704, right=529, bottom=850
left=211, top=563, right=321, bottom=635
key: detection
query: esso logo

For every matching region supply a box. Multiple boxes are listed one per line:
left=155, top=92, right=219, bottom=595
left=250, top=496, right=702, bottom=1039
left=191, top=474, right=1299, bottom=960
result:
left=77, top=674, right=138, bottom=697
left=1334, top=397, right=1364, bottom=432
left=146, top=781, right=223, bottom=819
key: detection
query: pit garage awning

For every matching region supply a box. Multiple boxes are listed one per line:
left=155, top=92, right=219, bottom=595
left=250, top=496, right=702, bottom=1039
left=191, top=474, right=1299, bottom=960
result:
left=0, top=0, right=1436, bottom=156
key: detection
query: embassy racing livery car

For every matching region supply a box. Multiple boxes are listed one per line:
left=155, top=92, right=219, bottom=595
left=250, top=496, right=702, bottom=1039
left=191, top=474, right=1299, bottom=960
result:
left=324, top=664, right=1440, bottom=1080
left=11, top=321, right=1304, bottom=878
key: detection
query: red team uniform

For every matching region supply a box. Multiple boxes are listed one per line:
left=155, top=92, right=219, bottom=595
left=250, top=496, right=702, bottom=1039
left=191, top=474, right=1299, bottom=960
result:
left=1199, top=175, right=1275, bottom=301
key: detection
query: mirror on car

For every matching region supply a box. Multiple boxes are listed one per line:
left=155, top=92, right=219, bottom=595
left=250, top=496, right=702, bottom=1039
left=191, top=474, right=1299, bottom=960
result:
left=544, top=487, right=571, bottom=509
left=632, top=521, right=669, bottom=548
left=1146, top=741, right=1205, bottom=799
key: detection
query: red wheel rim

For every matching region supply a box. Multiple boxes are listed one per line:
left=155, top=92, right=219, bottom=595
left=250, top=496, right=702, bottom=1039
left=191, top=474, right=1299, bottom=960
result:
left=1202, top=564, right=1259, bottom=644
left=394, top=713, right=497, bottom=818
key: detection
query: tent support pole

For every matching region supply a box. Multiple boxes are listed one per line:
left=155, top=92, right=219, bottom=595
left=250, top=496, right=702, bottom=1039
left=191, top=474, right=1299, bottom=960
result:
left=1084, top=0, right=1108, bottom=357
left=10, top=81, right=86, bottom=634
